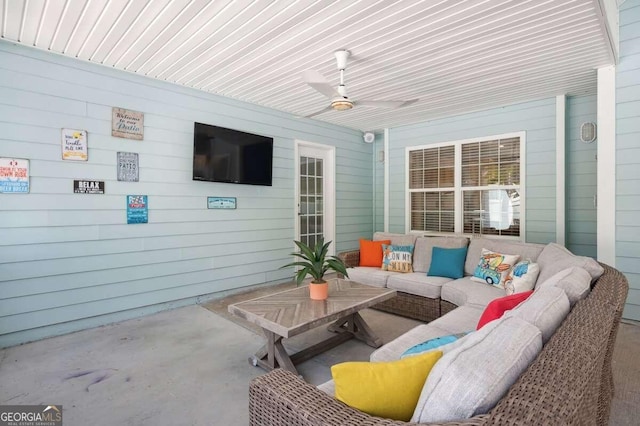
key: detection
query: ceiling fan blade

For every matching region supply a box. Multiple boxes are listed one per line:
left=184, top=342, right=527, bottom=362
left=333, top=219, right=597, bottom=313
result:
left=356, top=99, right=419, bottom=109
left=304, top=105, right=334, bottom=118
left=303, top=69, right=341, bottom=99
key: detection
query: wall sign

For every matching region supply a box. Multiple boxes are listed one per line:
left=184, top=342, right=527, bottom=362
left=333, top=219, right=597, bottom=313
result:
left=0, top=158, right=29, bottom=193
left=112, top=107, right=144, bottom=140
left=61, top=128, right=88, bottom=161
left=117, top=152, right=139, bottom=182
left=207, top=197, right=237, bottom=209
left=74, top=180, right=105, bottom=194
left=127, top=195, right=148, bottom=224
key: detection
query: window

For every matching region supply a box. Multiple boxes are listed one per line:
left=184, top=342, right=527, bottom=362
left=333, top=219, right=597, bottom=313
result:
left=407, top=133, right=523, bottom=238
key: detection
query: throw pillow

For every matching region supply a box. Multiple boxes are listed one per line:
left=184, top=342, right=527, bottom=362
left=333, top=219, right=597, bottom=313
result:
left=504, top=260, right=540, bottom=295
left=471, top=249, right=520, bottom=288
left=381, top=244, right=414, bottom=273
left=411, top=317, right=542, bottom=423
left=536, top=243, right=604, bottom=284
left=359, top=239, right=391, bottom=267
left=427, top=247, right=468, bottom=279
left=476, top=290, right=534, bottom=329
left=401, top=332, right=472, bottom=358
left=332, top=350, right=443, bottom=421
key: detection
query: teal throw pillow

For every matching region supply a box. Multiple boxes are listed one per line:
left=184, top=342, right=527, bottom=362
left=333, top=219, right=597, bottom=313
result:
left=427, top=246, right=468, bottom=279
left=401, top=331, right=472, bottom=358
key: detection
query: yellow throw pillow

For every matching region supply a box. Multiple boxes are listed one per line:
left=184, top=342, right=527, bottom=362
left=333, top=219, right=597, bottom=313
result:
left=331, top=350, right=443, bottom=421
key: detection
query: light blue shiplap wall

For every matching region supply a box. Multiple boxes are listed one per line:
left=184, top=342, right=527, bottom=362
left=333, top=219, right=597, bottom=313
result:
left=617, top=0, right=640, bottom=321
left=373, top=133, right=384, bottom=232
left=566, top=95, right=597, bottom=257
left=385, top=98, right=557, bottom=243
left=0, top=42, right=372, bottom=347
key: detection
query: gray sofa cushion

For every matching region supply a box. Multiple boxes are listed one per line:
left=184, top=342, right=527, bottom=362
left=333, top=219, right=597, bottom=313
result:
left=413, top=236, right=470, bottom=273
left=536, top=243, right=604, bottom=284
left=536, top=266, right=592, bottom=307
left=347, top=267, right=397, bottom=288
left=440, top=277, right=505, bottom=308
left=373, top=232, right=418, bottom=246
left=317, top=379, right=335, bottom=396
left=505, top=286, right=570, bottom=343
left=465, top=238, right=545, bottom=277
left=370, top=323, right=454, bottom=362
left=370, top=305, right=483, bottom=362
left=386, top=273, right=452, bottom=299
left=411, top=316, right=542, bottom=423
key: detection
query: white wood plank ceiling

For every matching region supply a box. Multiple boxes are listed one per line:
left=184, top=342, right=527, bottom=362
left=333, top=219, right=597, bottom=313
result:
left=0, top=0, right=615, bottom=131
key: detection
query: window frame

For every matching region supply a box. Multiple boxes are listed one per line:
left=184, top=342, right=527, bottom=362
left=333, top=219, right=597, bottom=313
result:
left=405, top=131, right=526, bottom=240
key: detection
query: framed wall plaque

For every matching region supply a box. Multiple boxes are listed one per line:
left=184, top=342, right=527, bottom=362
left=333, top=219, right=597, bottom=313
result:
left=0, top=158, right=29, bottom=193
left=61, top=129, right=88, bottom=161
left=117, top=152, right=139, bottom=182
left=74, top=180, right=105, bottom=194
left=127, top=195, right=148, bottom=224
left=112, top=107, right=144, bottom=140
left=207, top=197, right=237, bottom=209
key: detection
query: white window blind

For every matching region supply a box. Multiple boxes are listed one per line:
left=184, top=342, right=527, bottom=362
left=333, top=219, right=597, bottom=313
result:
left=408, top=136, right=522, bottom=238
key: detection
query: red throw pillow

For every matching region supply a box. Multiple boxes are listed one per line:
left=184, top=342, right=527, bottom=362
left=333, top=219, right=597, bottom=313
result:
left=360, top=239, right=392, bottom=267
left=476, top=290, right=534, bottom=330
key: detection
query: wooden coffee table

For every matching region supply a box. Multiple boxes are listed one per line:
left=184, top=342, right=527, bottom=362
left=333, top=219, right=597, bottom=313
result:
left=228, top=278, right=396, bottom=374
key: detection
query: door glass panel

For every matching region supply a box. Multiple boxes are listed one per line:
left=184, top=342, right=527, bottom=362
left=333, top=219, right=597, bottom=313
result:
left=299, top=155, right=324, bottom=249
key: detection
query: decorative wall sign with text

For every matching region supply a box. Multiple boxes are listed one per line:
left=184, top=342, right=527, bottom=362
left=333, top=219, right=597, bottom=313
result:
left=117, top=152, right=139, bottom=182
left=61, top=129, right=88, bottom=161
left=207, top=197, right=237, bottom=209
left=127, top=195, right=148, bottom=224
left=0, top=158, right=29, bottom=193
left=112, top=107, right=144, bottom=140
left=74, top=180, right=105, bottom=194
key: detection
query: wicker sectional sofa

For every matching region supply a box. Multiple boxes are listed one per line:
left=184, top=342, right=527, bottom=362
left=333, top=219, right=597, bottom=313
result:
left=249, top=235, right=629, bottom=425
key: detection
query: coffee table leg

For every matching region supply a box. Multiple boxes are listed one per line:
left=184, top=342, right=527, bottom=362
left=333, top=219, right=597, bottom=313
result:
left=327, top=312, right=384, bottom=348
left=248, top=330, right=298, bottom=375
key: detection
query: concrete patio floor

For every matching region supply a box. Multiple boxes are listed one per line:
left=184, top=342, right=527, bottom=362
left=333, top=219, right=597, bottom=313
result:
left=0, top=302, right=638, bottom=425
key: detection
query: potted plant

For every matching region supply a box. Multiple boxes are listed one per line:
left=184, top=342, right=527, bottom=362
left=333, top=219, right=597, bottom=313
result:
left=281, top=238, right=349, bottom=300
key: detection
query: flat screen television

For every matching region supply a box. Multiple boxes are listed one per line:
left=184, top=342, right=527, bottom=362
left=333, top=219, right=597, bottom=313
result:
left=192, top=122, right=273, bottom=186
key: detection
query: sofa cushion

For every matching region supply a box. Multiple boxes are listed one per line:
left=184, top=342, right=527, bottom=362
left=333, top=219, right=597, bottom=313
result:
left=374, top=232, right=418, bottom=246
left=470, top=248, right=520, bottom=288
left=505, top=260, right=540, bottom=295
left=428, top=247, right=468, bottom=279
left=505, top=286, right=570, bottom=344
left=465, top=238, right=545, bottom=277
left=370, top=305, right=483, bottom=362
left=317, top=379, right=335, bottom=396
left=347, top=267, right=397, bottom=288
left=382, top=244, right=414, bottom=273
left=359, top=239, right=391, bottom=267
left=386, top=273, right=452, bottom=299
left=536, top=243, right=604, bottom=284
left=413, top=236, right=469, bottom=273
left=536, top=266, right=591, bottom=308
left=476, top=290, right=534, bottom=329
left=440, top=277, right=505, bottom=308
left=332, top=350, right=443, bottom=422
left=411, top=316, right=543, bottom=423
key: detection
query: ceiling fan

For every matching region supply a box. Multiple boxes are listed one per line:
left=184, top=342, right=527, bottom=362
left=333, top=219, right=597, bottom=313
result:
left=303, top=50, right=418, bottom=118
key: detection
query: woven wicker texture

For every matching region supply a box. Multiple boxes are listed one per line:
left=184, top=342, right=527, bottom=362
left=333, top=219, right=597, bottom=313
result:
left=440, top=300, right=458, bottom=316
left=248, top=264, right=628, bottom=426
left=373, top=292, right=440, bottom=322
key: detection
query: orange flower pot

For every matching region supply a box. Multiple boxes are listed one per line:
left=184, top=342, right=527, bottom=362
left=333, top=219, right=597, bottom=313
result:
left=309, top=282, right=329, bottom=300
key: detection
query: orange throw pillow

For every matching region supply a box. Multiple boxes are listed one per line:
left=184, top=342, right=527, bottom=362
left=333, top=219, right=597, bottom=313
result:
left=360, top=239, right=391, bottom=267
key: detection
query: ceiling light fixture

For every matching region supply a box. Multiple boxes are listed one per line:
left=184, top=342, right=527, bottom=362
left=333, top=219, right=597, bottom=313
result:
left=331, top=98, right=354, bottom=110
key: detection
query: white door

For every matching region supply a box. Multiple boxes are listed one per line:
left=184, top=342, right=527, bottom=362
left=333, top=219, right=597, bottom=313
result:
left=295, top=142, right=335, bottom=255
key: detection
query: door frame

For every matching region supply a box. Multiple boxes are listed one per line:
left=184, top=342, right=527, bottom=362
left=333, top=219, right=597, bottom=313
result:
left=294, top=140, right=336, bottom=255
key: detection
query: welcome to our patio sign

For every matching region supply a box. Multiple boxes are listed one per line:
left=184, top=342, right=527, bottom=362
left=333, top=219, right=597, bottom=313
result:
left=112, top=107, right=144, bottom=140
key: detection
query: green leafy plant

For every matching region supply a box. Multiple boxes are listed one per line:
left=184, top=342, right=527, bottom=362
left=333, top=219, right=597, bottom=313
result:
left=281, top=239, right=349, bottom=285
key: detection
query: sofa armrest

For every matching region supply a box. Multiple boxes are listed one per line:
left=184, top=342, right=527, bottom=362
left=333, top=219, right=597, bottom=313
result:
left=338, top=249, right=360, bottom=268
left=249, top=369, right=486, bottom=426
